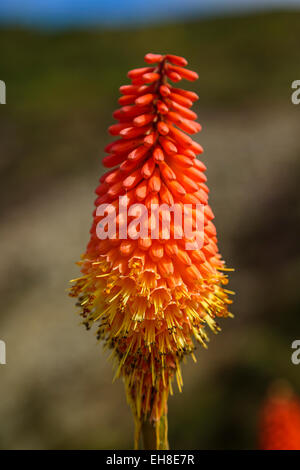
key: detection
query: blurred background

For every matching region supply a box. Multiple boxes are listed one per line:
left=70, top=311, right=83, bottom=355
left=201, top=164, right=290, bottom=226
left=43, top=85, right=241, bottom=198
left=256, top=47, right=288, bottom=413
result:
left=1, top=0, right=300, bottom=450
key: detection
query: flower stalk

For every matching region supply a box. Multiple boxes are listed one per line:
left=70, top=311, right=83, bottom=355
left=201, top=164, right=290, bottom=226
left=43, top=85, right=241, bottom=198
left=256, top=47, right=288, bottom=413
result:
left=141, top=415, right=169, bottom=450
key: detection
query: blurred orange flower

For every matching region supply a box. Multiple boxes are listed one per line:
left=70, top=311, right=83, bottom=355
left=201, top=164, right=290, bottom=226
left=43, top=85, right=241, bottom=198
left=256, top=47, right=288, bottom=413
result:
left=260, top=385, right=300, bottom=450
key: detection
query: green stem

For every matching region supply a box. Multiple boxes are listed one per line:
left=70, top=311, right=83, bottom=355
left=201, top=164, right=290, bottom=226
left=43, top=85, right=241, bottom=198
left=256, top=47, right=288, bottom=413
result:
left=141, top=415, right=169, bottom=450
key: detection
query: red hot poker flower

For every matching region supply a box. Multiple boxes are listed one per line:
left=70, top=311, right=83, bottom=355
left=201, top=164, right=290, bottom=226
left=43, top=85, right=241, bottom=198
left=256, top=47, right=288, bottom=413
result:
left=70, top=53, right=234, bottom=449
left=260, top=387, right=300, bottom=450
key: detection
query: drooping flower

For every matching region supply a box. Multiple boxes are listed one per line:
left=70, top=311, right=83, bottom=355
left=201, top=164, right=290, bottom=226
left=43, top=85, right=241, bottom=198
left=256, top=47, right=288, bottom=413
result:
left=259, top=386, right=300, bottom=450
left=70, top=53, right=234, bottom=449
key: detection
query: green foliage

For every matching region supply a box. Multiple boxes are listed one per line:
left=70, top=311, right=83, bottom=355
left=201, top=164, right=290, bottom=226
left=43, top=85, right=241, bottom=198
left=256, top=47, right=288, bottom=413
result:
left=1, top=10, right=299, bottom=116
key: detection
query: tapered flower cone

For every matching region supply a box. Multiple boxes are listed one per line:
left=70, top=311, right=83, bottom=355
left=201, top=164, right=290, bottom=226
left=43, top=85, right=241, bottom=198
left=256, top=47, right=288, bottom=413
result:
left=70, top=53, right=234, bottom=449
left=259, top=385, right=300, bottom=450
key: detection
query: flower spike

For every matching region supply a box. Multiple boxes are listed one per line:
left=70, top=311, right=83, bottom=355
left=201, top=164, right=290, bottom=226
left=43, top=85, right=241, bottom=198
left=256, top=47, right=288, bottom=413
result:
left=69, top=53, right=234, bottom=449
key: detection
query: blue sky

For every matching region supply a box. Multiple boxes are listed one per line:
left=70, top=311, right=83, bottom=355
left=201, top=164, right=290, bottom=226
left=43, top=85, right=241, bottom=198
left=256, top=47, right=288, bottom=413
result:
left=0, top=0, right=300, bottom=28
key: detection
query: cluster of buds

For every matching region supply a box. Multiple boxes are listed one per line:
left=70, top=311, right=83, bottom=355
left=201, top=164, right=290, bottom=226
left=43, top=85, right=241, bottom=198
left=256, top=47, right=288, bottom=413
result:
left=70, top=53, right=233, bottom=448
